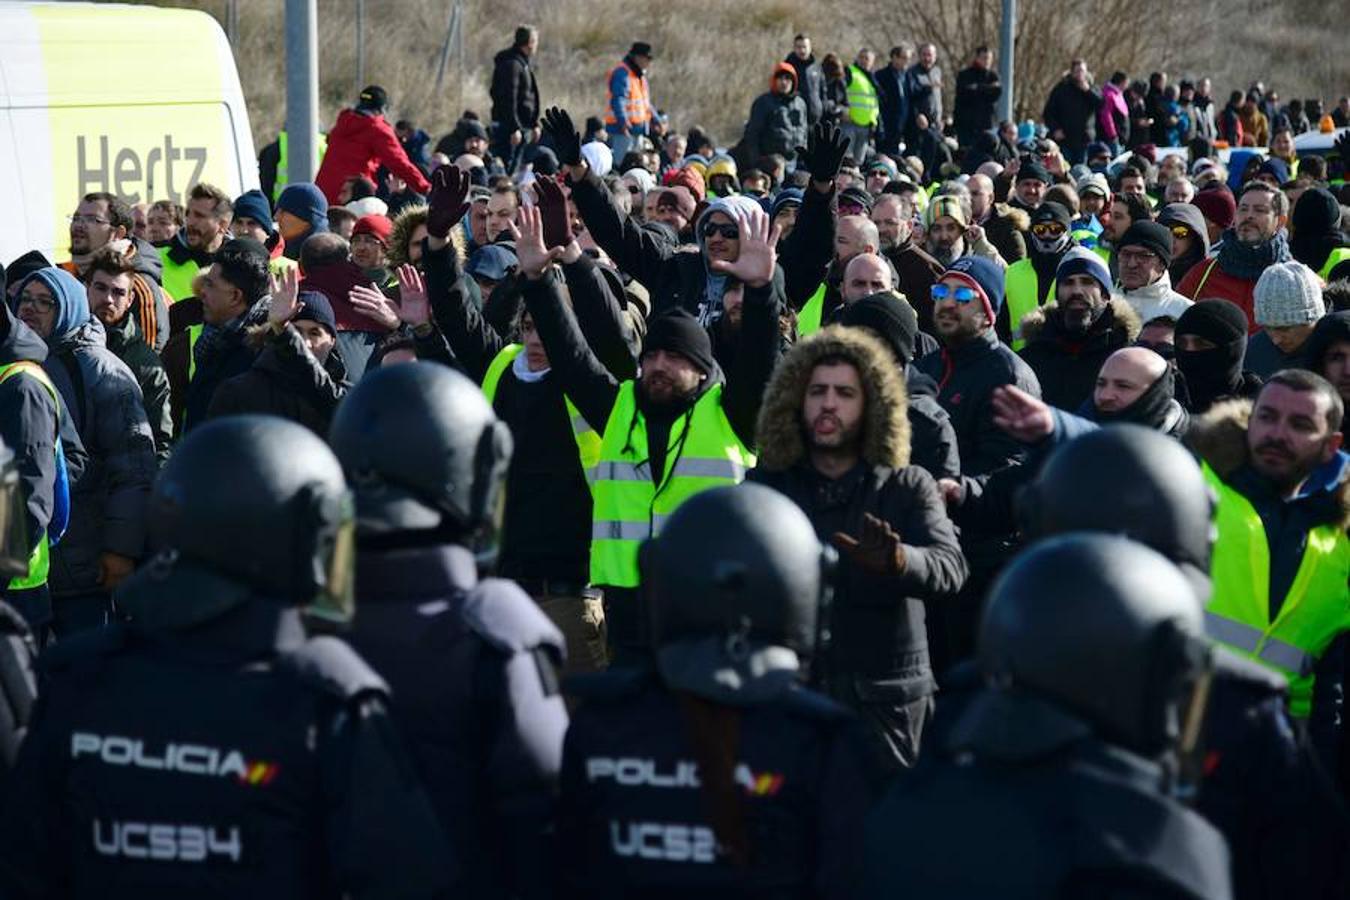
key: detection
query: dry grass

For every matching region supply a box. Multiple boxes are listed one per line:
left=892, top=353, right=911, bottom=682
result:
left=110, top=0, right=1346, bottom=150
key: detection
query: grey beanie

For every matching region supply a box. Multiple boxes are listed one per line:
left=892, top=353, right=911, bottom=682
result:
left=1254, top=261, right=1324, bottom=327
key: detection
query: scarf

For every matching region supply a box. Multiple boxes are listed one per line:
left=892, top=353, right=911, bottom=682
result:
left=1094, top=366, right=1176, bottom=429
left=511, top=349, right=549, bottom=382
left=193, top=298, right=268, bottom=372
left=1216, top=229, right=1291, bottom=280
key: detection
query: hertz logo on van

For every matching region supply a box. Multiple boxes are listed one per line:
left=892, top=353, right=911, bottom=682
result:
left=77, top=135, right=208, bottom=206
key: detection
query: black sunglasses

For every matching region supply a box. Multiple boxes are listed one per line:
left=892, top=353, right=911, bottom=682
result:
left=701, top=222, right=739, bottom=240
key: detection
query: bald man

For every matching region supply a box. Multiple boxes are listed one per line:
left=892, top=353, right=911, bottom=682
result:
left=841, top=253, right=893, bottom=303
left=798, top=214, right=890, bottom=335
left=969, top=171, right=1029, bottom=265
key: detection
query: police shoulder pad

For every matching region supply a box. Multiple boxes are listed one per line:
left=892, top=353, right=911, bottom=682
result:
left=37, top=621, right=127, bottom=675
left=772, top=683, right=855, bottom=723
left=277, top=636, right=389, bottom=701
left=461, top=578, right=564, bottom=654
left=1211, top=646, right=1289, bottom=697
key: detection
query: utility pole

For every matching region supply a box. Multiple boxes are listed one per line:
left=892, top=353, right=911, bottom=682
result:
left=355, top=0, right=366, bottom=94
left=999, top=0, right=1016, bottom=122
left=285, top=0, right=319, bottom=184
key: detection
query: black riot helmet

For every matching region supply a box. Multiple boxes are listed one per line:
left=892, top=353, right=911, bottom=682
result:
left=641, top=483, right=835, bottom=705
left=0, top=436, right=28, bottom=579
left=120, top=415, right=356, bottom=629
left=979, top=533, right=1212, bottom=758
left=328, top=363, right=513, bottom=564
left=1017, top=424, right=1215, bottom=598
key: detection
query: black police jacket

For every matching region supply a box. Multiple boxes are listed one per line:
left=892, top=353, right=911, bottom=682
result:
left=0, top=603, right=454, bottom=899
left=347, top=544, right=568, bottom=900
left=864, top=689, right=1233, bottom=900
left=555, top=667, right=871, bottom=899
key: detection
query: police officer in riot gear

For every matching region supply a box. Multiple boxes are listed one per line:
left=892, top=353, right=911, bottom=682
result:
left=330, top=363, right=568, bottom=900
left=0, top=416, right=454, bottom=899
left=0, top=435, right=38, bottom=779
left=864, top=533, right=1233, bottom=899
left=555, top=483, right=871, bottom=899
left=1019, top=425, right=1350, bottom=900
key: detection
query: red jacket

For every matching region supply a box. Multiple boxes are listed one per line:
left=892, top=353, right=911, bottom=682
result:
left=1175, top=256, right=1259, bottom=334
left=314, top=109, right=431, bottom=204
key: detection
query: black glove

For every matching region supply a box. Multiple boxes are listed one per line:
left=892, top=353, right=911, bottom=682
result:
left=795, top=122, right=850, bottom=183
left=540, top=106, right=582, bottom=168
left=426, top=165, right=470, bottom=240
left=535, top=177, right=572, bottom=250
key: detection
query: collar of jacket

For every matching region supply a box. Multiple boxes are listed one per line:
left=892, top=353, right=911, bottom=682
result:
left=945, top=326, right=1000, bottom=362
left=1123, top=271, right=1176, bottom=300
left=166, top=232, right=215, bottom=269
left=354, top=544, right=478, bottom=602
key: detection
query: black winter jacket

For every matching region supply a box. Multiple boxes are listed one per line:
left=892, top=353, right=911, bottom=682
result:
left=1017, top=299, right=1139, bottom=413
left=102, top=310, right=172, bottom=462
left=489, top=46, right=539, bottom=133
left=207, top=325, right=349, bottom=436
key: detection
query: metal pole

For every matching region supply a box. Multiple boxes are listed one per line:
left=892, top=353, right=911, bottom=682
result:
left=355, top=0, right=365, bottom=93
left=225, top=0, right=238, bottom=51
left=285, top=0, right=319, bottom=184
left=435, top=4, right=457, bottom=92
left=999, top=0, right=1016, bottom=122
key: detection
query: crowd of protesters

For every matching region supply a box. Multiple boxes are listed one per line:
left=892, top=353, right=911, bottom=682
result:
left=0, top=20, right=1348, bottom=898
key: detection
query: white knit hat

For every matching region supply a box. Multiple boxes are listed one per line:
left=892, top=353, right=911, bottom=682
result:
left=1254, top=261, right=1325, bottom=327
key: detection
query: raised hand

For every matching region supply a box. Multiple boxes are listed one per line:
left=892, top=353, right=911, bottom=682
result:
left=511, top=203, right=567, bottom=280
left=395, top=264, right=429, bottom=327
left=707, top=205, right=780, bottom=288
left=795, top=122, right=851, bottom=186
left=534, top=176, right=573, bottom=250
left=268, top=265, right=301, bottom=327
left=426, top=165, right=471, bottom=240
left=540, top=106, right=582, bottom=168
left=348, top=283, right=401, bottom=330
left=830, top=513, right=907, bottom=576
left=990, top=384, right=1055, bottom=443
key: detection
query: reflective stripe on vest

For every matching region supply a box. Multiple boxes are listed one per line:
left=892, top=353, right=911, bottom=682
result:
left=274, top=130, right=330, bottom=204
left=157, top=247, right=199, bottom=305
left=604, top=63, right=651, bottom=128
left=187, top=323, right=204, bottom=380
left=845, top=65, right=879, bottom=126
left=480, top=344, right=602, bottom=481
left=0, top=362, right=60, bottom=590
left=798, top=281, right=828, bottom=337
left=1320, top=247, right=1350, bottom=280
left=1202, top=463, right=1350, bottom=717
left=1006, top=259, right=1052, bottom=351
left=589, top=381, right=755, bottom=588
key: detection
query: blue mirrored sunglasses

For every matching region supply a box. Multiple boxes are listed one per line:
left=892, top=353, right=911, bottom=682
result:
left=930, top=283, right=980, bottom=303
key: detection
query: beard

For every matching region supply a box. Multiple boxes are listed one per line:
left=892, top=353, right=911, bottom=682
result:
left=637, top=373, right=699, bottom=415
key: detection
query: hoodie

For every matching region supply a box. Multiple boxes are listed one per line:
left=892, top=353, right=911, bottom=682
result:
left=740, top=63, right=809, bottom=163
left=1157, top=202, right=1211, bottom=287
left=11, top=268, right=155, bottom=597
left=692, top=194, right=769, bottom=325
left=314, top=107, right=431, bottom=204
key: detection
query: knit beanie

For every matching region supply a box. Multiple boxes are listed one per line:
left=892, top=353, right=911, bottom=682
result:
left=1192, top=187, right=1236, bottom=231
left=581, top=141, right=613, bottom=177
left=1055, top=246, right=1112, bottom=296
left=6, top=250, right=52, bottom=289
left=1119, top=221, right=1174, bottom=265
left=770, top=188, right=804, bottom=219
left=292, top=290, right=337, bottom=336
left=530, top=145, right=560, bottom=176
left=1017, top=159, right=1052, bottom=184
left=643, top=309, right=716, bottom=375
left=277, top=183, right=329, bottom=228
left=1257, top=157, right=1289, bottom=185
left=1292, top=186, right=1341, bottom=237
left=1254, top=261, right=1325, bottom=326
left=834, top=292, right=918, bottom=366
left=656, top=186, right=697, bottom=221
left=838, top=185, right=874, bottom=214
left=233, top=189, right=274, bottom=234
left=1032, top=201, right=1072, bottom=229
left=925, top=194, right=967, bottom=229
left=665, top=166, right=706, bottom=203
left=353, top=214, right=394, bottom=245
left=942, top=255, right=1005, bottom=324
left=345, top=197, right=389, bottom=219
left=1304, top=311, right=1350, bottom=374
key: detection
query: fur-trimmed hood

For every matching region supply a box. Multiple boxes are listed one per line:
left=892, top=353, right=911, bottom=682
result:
left=990, top=202, right=1030, bottom=232
left=1019, top=295, right=1141, bottom=345
left=1186, top=398, right=1350, bottom=529
left=754, top=325, right=910, bottom=471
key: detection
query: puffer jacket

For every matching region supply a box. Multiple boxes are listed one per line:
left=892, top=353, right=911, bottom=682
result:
left=741, top=64, right=809, bottom=161
left=314, top=108, right=431, bottom=205
left=24, top=295, right=155, bottom=597
left=749, top=326, right=968, bottom=769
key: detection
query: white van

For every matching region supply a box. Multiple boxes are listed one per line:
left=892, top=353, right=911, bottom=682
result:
left=0, top=2, right=257, bottom=265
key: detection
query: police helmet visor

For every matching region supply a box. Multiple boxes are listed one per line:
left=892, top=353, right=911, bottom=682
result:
left=0, top=461, right=28, bottom=579
left=303, top=493, right=357, bottom=627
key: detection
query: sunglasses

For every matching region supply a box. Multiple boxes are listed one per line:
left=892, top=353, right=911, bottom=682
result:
left=1169, top=225, right=1192, bottom=240
left=1031, top=222, right=1067, bottom=237
left=931, top=284, right=980, bottom=303
left=701, top=222, right=739, bottom=240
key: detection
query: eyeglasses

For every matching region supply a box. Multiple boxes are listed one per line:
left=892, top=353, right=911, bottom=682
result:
left=1169, top=225, right=1192, bottom=240
left=700, top=222, right=739, bottom=240
left=17, top=293, right=56, bottom=312
left=931, top=283, right=980, bottom=303
left=68, top=214, right=109, bottom=226
left=1117, top=248, right=1157, bottom=264
left=1031, top=222, right=1067, bottom=238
